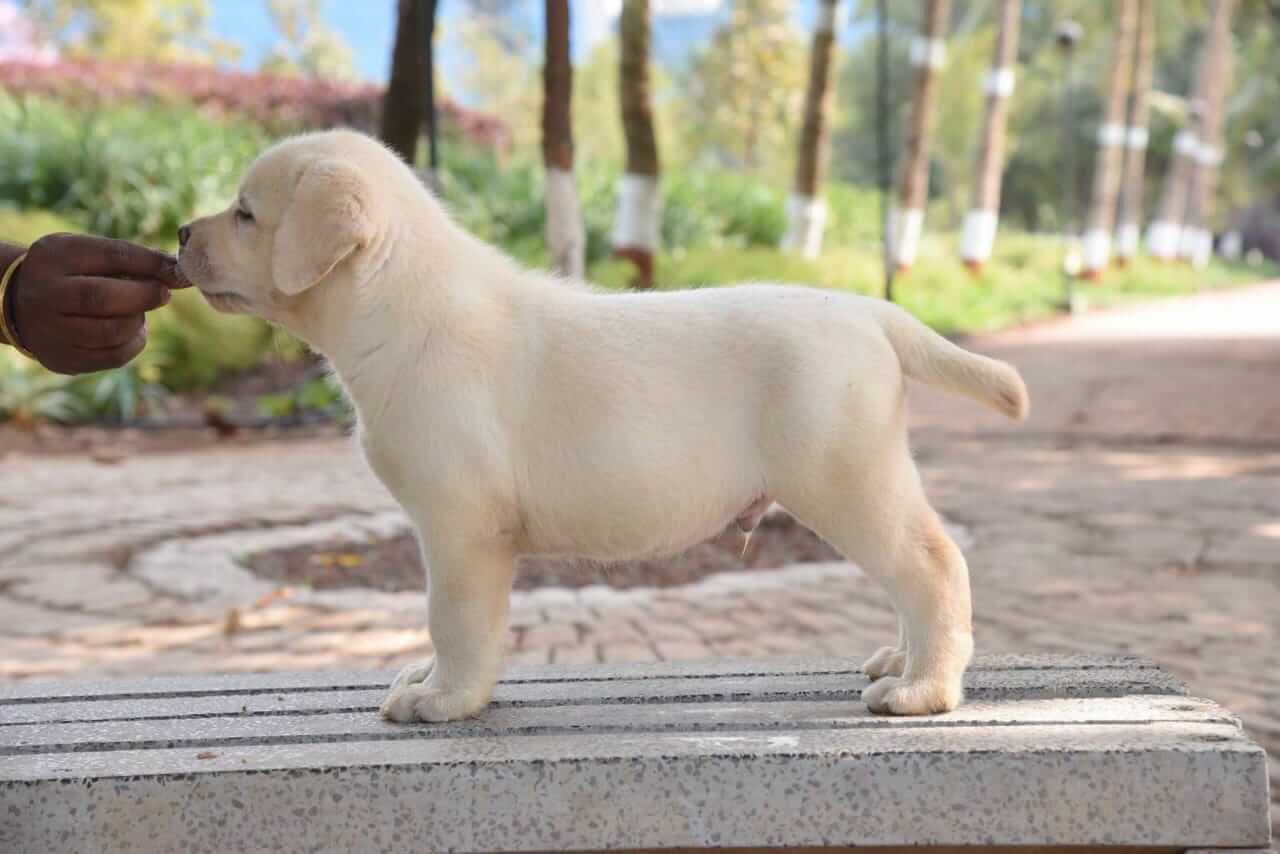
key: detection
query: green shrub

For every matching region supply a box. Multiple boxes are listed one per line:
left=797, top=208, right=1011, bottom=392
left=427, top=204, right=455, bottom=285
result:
left=589, top=231, right=1274, bottom=334
left=0, top=93, right=268, bottom=246
left=144, top=290, right=295, bottom=391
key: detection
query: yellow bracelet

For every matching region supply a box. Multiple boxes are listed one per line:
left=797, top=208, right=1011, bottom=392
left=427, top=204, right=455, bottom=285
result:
left=0, top=252, right=35, bottom=360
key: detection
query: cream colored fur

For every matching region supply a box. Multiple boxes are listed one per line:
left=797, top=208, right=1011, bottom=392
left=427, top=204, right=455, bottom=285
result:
left=178, top=130, right=1028, bottom=722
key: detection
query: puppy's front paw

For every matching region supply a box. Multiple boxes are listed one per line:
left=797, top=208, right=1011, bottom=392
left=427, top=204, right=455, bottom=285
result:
left=389, top=659, right=434, bottom=692
left=862, top=675, right=961, bottom=716
left=862, top=646, right=907, bottom=680
left=379, top=683, right=489, bottom=723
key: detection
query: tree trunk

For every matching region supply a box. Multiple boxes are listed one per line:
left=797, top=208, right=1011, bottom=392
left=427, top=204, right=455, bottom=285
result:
left=891, top=0, right=950, bottom=272
left=782, top=0, right=839, bottom=259
left=959, top=0, right=1019, bottom=272
left=1147, top=12, right=1214, bottom=260
left=1080, top=0, right=1137, bottom=279
left=382, top=0, right=428, bottom=167
left=542, top=0, right=584, bottom=279
left=424, top=0, right=438, bottom=183
left=613, top=0, right=660, bottom=289
left=1114, top=0, right=1153, bottom=266
left=1178, top=0, right=1235, bottom=268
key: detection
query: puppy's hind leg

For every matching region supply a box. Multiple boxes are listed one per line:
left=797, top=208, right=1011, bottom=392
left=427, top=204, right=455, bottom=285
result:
left=380, top=535, right=515, bottom=723
left=795, top=440, right=973, bottom=715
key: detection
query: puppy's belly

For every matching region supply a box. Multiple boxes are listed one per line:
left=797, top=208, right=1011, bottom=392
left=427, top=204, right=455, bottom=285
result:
left=518, top=488, right=748, bottom=560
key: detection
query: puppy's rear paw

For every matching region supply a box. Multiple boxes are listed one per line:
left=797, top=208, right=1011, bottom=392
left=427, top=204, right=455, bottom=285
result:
left=389, top=659, right=434, bottom=692
left=862, top=646, right=907, bottom=680
left=862, top=675, right=960, bottom=716
left=380, top=683, right=488, bottom=723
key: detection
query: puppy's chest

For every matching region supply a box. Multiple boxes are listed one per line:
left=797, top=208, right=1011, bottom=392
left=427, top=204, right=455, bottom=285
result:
left=359, top=427, right=415, bottom=501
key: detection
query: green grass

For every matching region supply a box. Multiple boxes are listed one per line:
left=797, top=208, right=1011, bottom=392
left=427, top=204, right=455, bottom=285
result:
left=588, top=231, right=1275, bottom=335
left=0, top=206, right=82, bottom=244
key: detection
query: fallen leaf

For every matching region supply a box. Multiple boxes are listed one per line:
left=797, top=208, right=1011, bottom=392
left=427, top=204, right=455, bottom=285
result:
left=89, top=446, right=128, bottom=465
left=196, top=751, right=218, bottom=760
left=252, top=587, right=295, bottom=608
left=222, top=608, right=242, bottom=636
left=335, top=552, right=364, bottom=568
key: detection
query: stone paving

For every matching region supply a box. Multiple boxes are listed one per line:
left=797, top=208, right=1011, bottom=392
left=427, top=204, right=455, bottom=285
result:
left=2, top=281, right=1278, bottom=835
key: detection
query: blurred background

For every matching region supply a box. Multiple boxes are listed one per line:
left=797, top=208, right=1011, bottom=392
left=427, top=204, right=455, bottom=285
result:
left=0, top=0, right=1277, bottom=429
left=1, top=0, right=1278, bottom=832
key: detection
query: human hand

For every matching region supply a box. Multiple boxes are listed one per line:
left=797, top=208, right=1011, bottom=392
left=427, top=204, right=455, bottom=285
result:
left=4, top=234, right=188, bottom=375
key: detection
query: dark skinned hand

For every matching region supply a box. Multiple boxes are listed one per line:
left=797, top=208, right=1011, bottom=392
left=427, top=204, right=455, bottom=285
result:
left=5, top=234, right=189, bottom=375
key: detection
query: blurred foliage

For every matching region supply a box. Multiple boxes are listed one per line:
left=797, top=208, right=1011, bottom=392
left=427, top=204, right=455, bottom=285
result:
left=259, top=0, right=357, bottom=81
left=682, top=0, right=807, bottom=182
left=256, top=373, right=352, bottom=424
left=4, top=0, right=1280, bottom=427
left=0, top=92, right=267, bottom=244
left=25, top=0, right=241, bottom=64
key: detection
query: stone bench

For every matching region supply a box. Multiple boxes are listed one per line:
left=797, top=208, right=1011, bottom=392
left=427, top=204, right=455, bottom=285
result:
left=0, top=654, right=1271, bottom=853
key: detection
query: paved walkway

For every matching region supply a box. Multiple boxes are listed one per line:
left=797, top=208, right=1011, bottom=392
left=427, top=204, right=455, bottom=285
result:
left=2, top=281, right=1278, bottom=834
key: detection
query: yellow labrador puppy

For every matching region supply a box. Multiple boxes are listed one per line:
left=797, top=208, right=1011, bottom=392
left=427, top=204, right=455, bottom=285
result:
left=178, top=130, right=1028, bottom=722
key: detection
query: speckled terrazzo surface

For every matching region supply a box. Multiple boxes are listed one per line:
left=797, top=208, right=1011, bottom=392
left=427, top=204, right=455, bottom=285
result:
left=0, top=655, right=1271, bottom=853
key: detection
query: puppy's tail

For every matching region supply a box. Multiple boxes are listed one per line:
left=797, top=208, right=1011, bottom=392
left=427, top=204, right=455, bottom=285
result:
left=873, top=301, right=1029, bottom=421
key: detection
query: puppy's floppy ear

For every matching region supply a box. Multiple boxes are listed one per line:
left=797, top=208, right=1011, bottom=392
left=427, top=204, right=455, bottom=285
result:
left=272, top=159, right=376, bottom=296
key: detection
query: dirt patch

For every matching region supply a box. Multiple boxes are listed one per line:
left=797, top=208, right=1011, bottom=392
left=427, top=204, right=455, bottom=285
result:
left=246, top=513, right=844, bottom=593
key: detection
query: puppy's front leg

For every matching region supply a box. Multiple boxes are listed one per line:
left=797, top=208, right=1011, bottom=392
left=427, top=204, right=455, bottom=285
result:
left=380, top=536, right=514, bottom=723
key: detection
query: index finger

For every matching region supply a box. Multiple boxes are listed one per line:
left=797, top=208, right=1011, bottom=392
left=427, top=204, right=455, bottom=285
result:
left=55, top=275, right=172, bottom=317
left=58, top=236, right=180, bottom=282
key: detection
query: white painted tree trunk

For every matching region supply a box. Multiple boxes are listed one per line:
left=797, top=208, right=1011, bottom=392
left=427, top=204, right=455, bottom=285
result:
left=1081, top=0, right=1137, bottom=278
left=545, top=168, right=585, bottom=279
left=888, top=207, right=925, bottom=269
left=612, top=174, right=661, bottom=253
left=960, top=0, right=1019, bottom=270
left=1114, top=0, right=1153, bottom=265
left=782, top=194, right=828, bottom=259
left=783, top=0, right=838, bottom=259
left=892, top=0, right=949, bottom=271
left=1176, top=0, right=1235, bottom=268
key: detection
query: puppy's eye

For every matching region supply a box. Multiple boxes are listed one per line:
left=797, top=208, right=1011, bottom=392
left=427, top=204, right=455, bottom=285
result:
left=235, top=208, right=255, bottom=224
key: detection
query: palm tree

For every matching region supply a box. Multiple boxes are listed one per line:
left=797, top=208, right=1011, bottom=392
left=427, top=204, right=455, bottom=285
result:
left=542, top=0, right=584, bottom=278
left=1114, top=0, right=1154, bottom=266
left=959, top=0, right=1020, bottom=272
left=613, top=0, right=660, bottom=289
left=891, top=0, right=950, bottom=272
left=1080, top=0, right=1137, bottom=279
left=381, top=0, right=438, bottom=183
left=1178, top=0, right=1236, bottom=267
left=781, top=0, right=839, bottom=259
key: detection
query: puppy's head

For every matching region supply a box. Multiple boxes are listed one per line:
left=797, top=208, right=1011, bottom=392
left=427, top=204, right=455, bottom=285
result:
left=178, top=131, right=392, bottom=321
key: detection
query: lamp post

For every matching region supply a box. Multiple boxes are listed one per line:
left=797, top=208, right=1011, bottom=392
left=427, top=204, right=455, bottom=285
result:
left=1055, top=20, right=1083, bottom=312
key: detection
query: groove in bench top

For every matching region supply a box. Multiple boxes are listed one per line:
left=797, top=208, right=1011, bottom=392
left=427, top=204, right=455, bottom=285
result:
left=0, top=664, right=1186, bottom=726
left=0, top=695, right=1238, bottom=757
left=0, top=652, right=1172, bottom=703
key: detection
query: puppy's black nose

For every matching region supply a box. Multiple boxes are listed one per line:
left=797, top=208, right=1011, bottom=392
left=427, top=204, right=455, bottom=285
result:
left=178, top=224, right=191, bottom=247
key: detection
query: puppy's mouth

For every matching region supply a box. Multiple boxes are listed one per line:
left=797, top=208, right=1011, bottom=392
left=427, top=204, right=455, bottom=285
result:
left=200, top=290, right=252, bottom=313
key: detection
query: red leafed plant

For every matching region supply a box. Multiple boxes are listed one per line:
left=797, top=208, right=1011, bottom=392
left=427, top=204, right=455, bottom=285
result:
left=0, top=58, right=509, bottom=149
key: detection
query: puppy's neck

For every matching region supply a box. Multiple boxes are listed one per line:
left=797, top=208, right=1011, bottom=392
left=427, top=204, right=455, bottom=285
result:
left=288, top=214, right=523, bottom=424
